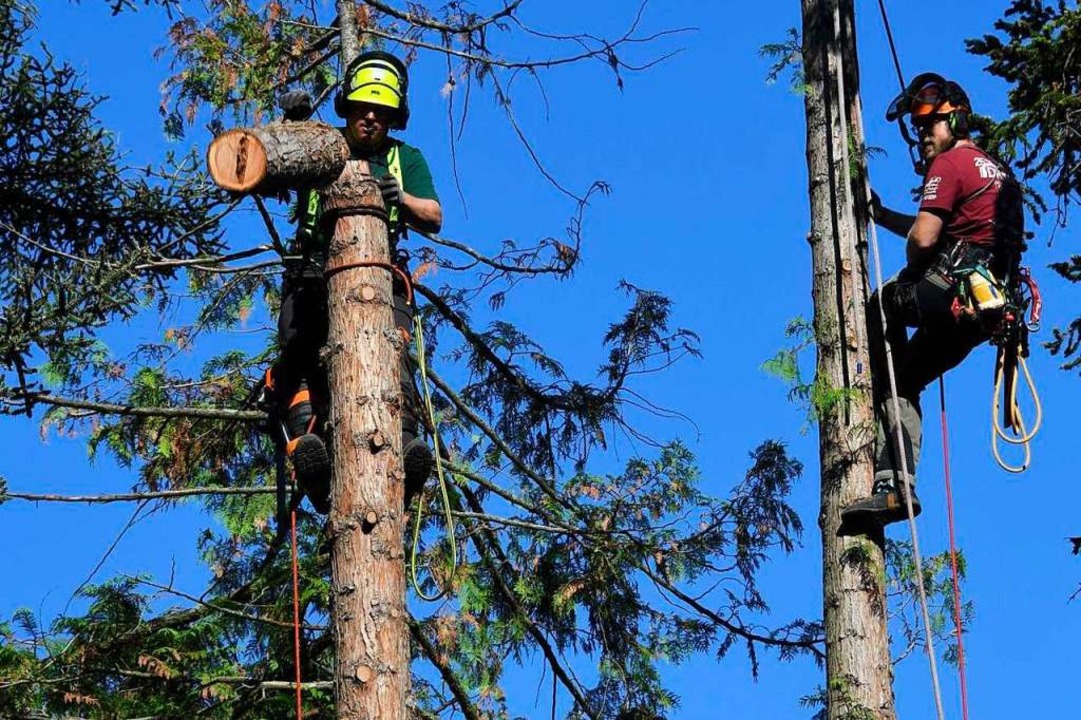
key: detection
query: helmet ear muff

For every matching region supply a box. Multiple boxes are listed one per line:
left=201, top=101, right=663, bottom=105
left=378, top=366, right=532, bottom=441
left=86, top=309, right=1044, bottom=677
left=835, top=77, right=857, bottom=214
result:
left=948, top=108, right=970, bottom=137
left=942, top=80, right=971, bottom=137
left=335, top=51, right=411, bottom=130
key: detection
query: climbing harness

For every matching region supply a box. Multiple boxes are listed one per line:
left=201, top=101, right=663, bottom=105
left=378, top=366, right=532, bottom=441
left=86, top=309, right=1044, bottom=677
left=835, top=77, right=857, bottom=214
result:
left=294, top=142, right=406, bottom=246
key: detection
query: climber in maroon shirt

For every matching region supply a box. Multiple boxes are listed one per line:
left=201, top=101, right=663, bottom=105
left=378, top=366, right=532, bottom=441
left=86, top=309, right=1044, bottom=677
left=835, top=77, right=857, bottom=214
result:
left=841, top=73, right=1025, bottom=531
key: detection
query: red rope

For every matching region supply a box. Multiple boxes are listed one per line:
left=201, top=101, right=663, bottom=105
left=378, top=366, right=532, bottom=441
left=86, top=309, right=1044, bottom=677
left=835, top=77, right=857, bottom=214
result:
left=291, top=508, right=303, bottom=719
left=939, top=377, right=970, bottom=720
left=324, top=260, right=414, bottom=306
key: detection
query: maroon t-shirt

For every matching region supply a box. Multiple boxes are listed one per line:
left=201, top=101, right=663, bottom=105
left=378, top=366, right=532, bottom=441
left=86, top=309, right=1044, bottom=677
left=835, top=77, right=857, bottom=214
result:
left=919, top=145, right=1012, bottom=247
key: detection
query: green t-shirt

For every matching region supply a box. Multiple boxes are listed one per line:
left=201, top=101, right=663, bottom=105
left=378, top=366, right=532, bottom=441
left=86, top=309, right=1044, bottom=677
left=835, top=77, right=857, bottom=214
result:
left=292, top=135, right=438, bottom=256
left=362, top=137, right=439, bottom=204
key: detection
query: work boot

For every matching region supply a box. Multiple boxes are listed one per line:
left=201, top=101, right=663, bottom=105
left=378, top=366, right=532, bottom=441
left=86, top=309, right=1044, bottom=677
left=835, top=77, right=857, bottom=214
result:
left=287, top=433, right=331, bottom=514
left=840, top=478, right=921, bottom=531
left=402, top=438, right=434, bottom=508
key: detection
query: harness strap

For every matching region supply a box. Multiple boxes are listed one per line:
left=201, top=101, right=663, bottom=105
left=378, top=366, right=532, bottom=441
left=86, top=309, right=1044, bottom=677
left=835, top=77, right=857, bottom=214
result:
left=294, top=143, right=405, bottom=247
left=386, top=143, right=402, bottom=229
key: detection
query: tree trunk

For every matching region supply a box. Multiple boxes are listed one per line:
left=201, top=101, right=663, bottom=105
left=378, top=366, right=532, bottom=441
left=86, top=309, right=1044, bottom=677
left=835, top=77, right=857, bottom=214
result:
left=800, top=1, right=895, bottom=718
left=322, top=160, right=409, bottom=720
left=338, top=0, right=362, bottom=63
left=208, top=130, right=410, bottom=718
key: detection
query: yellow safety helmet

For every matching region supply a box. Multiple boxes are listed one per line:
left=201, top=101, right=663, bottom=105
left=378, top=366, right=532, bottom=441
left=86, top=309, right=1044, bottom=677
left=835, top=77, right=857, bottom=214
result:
left=335, top=51, right=410, bottom=129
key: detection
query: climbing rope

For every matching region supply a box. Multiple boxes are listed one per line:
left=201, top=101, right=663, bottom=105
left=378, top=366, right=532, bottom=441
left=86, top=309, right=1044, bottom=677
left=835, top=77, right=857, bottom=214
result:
left=991, top=335, right=1042, bottom=472
left=409, top=309, right=459, bottom=601
left=830, top=0, right=866, bottom=382
left=861, top=3, right=946, bottom=717
left=875, top=0, right=907, bottom=91
left=323, top=257, right=459, bottom=600
left=291, top=507, right=304, bottom=720
left=938, top=377, right=971, bottom=720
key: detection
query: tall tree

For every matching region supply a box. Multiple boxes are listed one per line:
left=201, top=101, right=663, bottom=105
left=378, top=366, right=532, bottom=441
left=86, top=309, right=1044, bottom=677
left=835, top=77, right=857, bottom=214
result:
left=0, top=2, right=824, bottom=718
left=799, top=0, right=894, bottom=718
left=966, top=0, right=1081, bottom=371
left=966, top=0, right=1080, bottom=592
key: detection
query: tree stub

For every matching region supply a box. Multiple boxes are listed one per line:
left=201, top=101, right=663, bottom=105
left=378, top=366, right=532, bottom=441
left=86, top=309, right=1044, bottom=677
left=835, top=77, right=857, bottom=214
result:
left=206, top=121, right=350, bottom=194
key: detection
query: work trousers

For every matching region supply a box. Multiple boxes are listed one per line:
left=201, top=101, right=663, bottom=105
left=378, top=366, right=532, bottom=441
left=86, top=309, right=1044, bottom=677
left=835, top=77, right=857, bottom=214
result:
left=274, top=264, right=422, bottom=449
left=867, top=252, right=992, bottom=488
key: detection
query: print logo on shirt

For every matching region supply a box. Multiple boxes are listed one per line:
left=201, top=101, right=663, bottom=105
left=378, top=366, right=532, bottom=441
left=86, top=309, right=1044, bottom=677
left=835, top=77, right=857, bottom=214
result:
left=973, top=156, right=1006, bottom=181
left=923, top=175, right=942, bottom=202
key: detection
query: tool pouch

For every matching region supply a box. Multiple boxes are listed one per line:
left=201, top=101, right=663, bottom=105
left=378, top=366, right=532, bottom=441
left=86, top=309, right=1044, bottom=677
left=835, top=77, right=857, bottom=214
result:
left=947, top=264, right=1006, bottom=328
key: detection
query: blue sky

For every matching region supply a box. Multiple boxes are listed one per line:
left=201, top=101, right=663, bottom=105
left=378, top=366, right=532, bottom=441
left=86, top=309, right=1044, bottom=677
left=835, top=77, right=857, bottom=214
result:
left=2, top=1, right=1078, bottom=718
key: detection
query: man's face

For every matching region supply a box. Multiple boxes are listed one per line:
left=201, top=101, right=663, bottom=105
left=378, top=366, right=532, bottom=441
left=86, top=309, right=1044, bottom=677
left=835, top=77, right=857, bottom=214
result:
left=345, top=102, right=394, bottom=149
left=914, top=114, right=954, bottom=162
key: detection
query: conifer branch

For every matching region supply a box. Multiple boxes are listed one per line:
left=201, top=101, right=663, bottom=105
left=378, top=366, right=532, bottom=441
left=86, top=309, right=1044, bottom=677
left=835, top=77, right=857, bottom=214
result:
left=460, top=486, right=600, bottom=720
left=362, top=0, right=525, bottom=34
left=124, top=575, right=327, bottom=632
left=7, top=393, right=265, bottom=421
left=421, top=365, right=568, bottom=508
left=641, top=565, right=826, bottom=661
left=1, top=486, right=275, bottom=504
left=408, top=615, right=484, bottom=720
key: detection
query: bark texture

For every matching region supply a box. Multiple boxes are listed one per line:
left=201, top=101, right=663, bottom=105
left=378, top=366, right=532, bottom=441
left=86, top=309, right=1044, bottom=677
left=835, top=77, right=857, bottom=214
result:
left=206, top=122, right=349, bottom=193
left=322, top=159, right=409, bottom=720
left=800, top=1, right=896, bottom=718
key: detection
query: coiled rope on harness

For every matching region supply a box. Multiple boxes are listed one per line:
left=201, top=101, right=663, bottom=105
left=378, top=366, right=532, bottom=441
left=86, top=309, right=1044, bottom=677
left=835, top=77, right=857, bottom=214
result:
left=990, top=268, right=1044, bottom=472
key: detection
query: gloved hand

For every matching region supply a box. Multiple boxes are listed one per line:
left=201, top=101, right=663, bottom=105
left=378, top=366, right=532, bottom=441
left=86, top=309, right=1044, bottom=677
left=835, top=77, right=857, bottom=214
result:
left=278, top=90, right=313, bottom=121
left=377, top=174, right=403, bottom=210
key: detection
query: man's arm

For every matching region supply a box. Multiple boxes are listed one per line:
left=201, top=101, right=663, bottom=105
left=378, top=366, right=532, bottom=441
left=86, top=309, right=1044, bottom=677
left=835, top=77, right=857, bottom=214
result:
left=401, top=193, right=442, bottom=234
left=875, top=205, right=917, bottom=238
left=905, top=210, right=944, bottom=266
left=870, top=190, right=915, bottom=238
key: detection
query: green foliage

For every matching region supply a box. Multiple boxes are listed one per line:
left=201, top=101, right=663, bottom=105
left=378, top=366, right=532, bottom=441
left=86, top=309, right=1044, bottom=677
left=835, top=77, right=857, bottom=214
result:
left=0, top=2, right=821, bottom=718
left=967, top=0, right=1081, bottom=219
left=160, top=0, right=336, bottom=137
left=1047, top=255, right=1081, bottom=370
left=968, top=1, right=1081, bottom=373
left=0, top=0, right=227, bottom=405
left=800, top=677, right=880, bottom=720
left=761, top=28, right=809, bottom=95
left=885, top=540, right=974, bottom=668
left=763, top=316, right=863, bottom=430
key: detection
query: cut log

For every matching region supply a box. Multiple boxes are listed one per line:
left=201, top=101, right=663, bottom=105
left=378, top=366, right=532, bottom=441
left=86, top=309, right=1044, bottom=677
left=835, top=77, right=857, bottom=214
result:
left=206, top=121, right=350, bottom=193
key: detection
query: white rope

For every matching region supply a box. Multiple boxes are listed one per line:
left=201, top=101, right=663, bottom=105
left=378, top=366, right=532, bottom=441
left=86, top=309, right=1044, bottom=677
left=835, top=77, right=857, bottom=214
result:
left=865, top=214, right=947, bottom=720
left=837, top=1, right=946, bottom=714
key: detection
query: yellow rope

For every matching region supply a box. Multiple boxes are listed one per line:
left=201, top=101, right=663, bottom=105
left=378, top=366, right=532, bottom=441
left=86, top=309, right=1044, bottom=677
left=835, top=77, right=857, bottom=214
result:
left=990, top=341, right=1041, bottom=473
left=409, top=311, right=459, bottom=602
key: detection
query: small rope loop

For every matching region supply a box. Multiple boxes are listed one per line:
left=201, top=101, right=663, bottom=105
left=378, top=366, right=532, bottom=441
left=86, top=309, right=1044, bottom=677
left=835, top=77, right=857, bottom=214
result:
left=409, top=312, right=459, bottom=602
left=324, top=260, right=414, bottom=307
